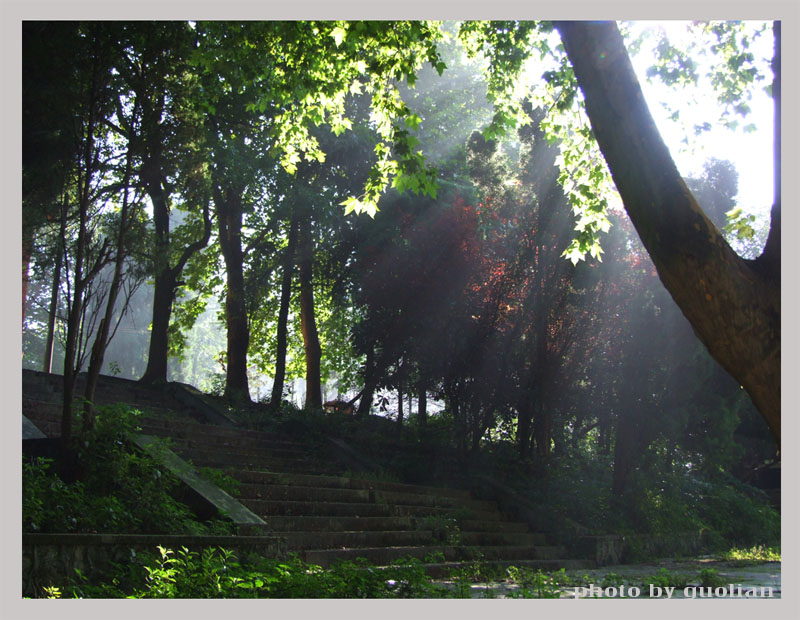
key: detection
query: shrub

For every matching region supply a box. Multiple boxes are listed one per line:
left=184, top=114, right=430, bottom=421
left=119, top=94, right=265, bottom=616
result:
left=44, top=547, right=457, bottom=599
left=23, top=404, right=229, bottom=535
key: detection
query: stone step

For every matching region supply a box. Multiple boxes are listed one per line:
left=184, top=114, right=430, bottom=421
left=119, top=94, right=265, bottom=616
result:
left=253, top=515, right=536, bottom=536
left=258, top=515, right=419, bottom=532
left=460, top=519, right=530, bottom=533
left=178, top=449, right=338, bottom=475
left=225, top=469, right=473, bottom=500
left=302, top=544, right=456, bottom=566
left=163, top=440, right=310, bottom=462
left=279, top=529, right=436, bottom=550
left=300, top=544, right=568, bottom=567
left=235, top=482, right=499, bottom=514
left=242, top=499, right=505, bottom=521
left=474, top=545, right=568, bottom=561
left=142, top=429, right=305, bottom=453
left=373, top=489, right=497, bottom=512
left=22, top=370, right=588, bottom=575
left=139, top=417, right=290, bottom=442
left=415, top=558, right=596, bottom=578
left=459, top=531, right=547, bottom=547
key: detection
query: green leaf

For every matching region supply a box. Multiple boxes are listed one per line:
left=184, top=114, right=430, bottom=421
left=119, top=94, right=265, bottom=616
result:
left=404, top=113, right=422, bottom=131
left=331, top=26, right=347, bottom=47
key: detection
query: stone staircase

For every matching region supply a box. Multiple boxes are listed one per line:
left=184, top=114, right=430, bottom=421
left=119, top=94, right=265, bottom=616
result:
left=22, top=370, right=592, bottom=573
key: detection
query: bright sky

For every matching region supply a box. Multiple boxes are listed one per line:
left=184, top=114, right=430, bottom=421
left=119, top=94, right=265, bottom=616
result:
left=627, top=21, right=775, bottom=226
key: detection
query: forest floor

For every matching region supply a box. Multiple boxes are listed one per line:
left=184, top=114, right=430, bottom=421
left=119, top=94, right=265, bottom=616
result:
left=435, top=557, right=782, bottom=599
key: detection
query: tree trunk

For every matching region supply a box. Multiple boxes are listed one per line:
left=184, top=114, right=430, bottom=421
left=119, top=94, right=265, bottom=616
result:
left=22, top=226, right=32, bottom=328
left=43, top=258, right=61, bottom=373
left=140, top=268, right=177, bottom=383
left=516, top=394, right=533, bottom=460
left=61, top=54, right=99, bottom=448
left=83, top=155, right=134, bottom=428
left=138, top=174, right=174, bottom=385
left=270, top=213, right=299, bottom=412
left=298, top=215, right=322, bottom=409
left=612, top=417, right=635, bottom=497
left=533, top=401, right=552, bottom=464
left=556, top=21, right=780, bottom=444
left=138, top=99, right=173, bottom=385
left=417, top=379, right=427, bottom=427
left=397, top=380, right=404, bottom=427
left=43, top=199, right=67, bottom=373
left=138, top=95, right=211, bottom=385
left=356, top=345, right=376, bottom=416
left=270, top=214, right=297, bottom=412
left=217, top=188, right=251, bottom=403
left=61, top=277, right=85, bottom=447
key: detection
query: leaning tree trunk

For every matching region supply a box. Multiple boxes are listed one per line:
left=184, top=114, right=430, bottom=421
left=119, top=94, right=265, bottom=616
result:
left=270, top=213, right=299, bottom=412
left=298, top=215, right=322, bottom=410
left=555, top=21, right=780, bottom=444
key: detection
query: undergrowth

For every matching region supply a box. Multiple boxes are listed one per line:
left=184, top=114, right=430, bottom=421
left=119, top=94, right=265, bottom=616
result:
left=23, top=404, right=232, bottom=535
left=40, top=547, right=462, bottom=599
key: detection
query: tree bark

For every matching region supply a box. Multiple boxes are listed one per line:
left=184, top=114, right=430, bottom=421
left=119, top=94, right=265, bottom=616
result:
left=139, top=164, right=174, bottom=384
left=61, top=46, right=103, bottom=448
left=216, top=186, right=251, bottom=403
left=43, top=199, right=67, bottom=373
left=397, top=377, right=404, bottom=427
left=22, top=226, right=32, bottom=328
left=356, top=344, right=376, bottom=416
left=138, top=165, right=212, bottom=385
left=270, top=213, right=299, bottom=412
left=298, top=215, right=322, bottom=409
left=417, top=379, right=427, bottom=427
left=533, top=400, right=552, bottom=464
left=140, top=268, right=177, bottom=383
left=516, top=389, right=533, bottom=460
left=556, top=21, right=780, bottom=444
left=612, top=416, right=635, bottom=497
left=136, top=71, right=212, bottom=385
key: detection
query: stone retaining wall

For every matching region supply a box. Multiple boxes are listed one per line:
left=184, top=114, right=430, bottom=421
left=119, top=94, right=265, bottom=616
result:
left=22, top=533, right=284, bottom=597
left=575, top=531, right=709, bottom=566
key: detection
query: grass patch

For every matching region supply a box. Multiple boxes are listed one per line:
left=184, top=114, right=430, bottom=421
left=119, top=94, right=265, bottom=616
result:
left=717, top=545, right=781, bottom=564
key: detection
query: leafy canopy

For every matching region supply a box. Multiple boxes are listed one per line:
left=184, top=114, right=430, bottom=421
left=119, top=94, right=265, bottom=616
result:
left=192, top=20, right=771, bottom=259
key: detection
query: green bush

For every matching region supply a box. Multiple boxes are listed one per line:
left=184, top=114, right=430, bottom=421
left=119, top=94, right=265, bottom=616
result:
left=505, top=567, right=562, bottom=599
left=23, top=404, right=229, bottom=535
left=698, top=568, right=726, bottom=588
left=718, top=545, right=780, bottom=563
left=197, top=467, right=242, bottom=497
left=45, top=547, right=459, bottom=599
